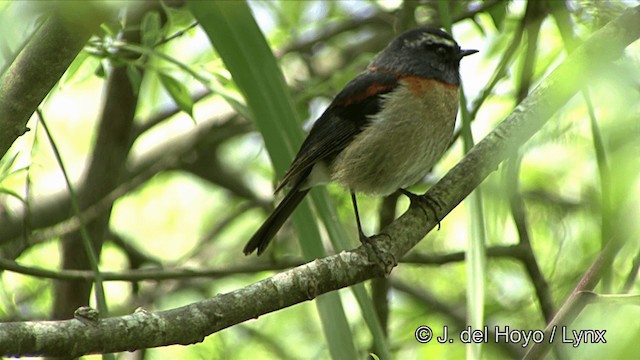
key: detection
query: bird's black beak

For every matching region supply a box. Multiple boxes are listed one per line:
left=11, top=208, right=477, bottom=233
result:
left=459, top=49, right=479, bottom=58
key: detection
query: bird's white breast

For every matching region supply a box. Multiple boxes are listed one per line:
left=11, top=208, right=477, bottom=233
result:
left=330, top=79, right=459, bottom=195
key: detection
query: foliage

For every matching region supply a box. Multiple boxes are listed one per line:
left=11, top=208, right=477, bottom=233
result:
left=0, top=0, right=639, bottom=358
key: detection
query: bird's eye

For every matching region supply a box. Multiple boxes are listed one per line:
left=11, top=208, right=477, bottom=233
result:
left=436, top=46, right=447, bottom=56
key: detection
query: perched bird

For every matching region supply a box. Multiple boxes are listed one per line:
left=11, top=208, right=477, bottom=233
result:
left=244, top=28, right=477, bottom=256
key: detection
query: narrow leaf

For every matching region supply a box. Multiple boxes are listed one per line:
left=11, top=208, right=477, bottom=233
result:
left=141, top=10, right=162, bottom=48
left=126, top=64, right=142, bottom=96
left=158, top=72, right=194, bottom=119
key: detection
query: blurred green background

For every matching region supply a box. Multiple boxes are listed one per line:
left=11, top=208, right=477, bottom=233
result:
left=1, top=0, right=639, bottom=359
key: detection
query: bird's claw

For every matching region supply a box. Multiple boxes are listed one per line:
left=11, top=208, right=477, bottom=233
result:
left=399, top=189, right=442, bottom=230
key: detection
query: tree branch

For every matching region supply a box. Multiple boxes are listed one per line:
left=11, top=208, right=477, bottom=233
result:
left=0, top=5, right=111, bottom=159
left=0, top=257, right=303, bottom=282
left=53, top=17, right=142, bottom=319
left=523, top=238, right=624, bottom=359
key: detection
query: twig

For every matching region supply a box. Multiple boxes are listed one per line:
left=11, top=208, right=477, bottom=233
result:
left=0, top=256, right=304, bottom=282
left=506, top=157, right=555, bottom=323
left=504, top=0, right=555, bottom=323
left=579, top=291, right=640, bottom=305
left=622, top=250, right=640, bottom=293
left=37, top=109, right=109, bottom=317
left=153, top=21, right=199, bottom=48
left=522, top=237, right=624, bottom=359
left=402, top=244, right=524, bottom=265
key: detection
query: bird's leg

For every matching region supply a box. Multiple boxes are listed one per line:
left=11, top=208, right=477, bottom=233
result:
left=350, top=192, right=369, bottom=243
left=399, top=189, right=442, bottom=230
left=351, top=191, right=396, bottom=274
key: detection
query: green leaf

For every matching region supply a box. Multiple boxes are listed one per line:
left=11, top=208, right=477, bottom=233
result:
left=118, top=42, right=250, bottom=120
left=94, top=61, right=106, bottom=78
left=61, top=50, right=91, bottom=86
left=141, top=10, right=162, bottom=48
left=158, top=72, right=194, bottom=119
left=0, top=187, right=27, bottom=205
left=100, top=20, right=122, bottom=37
left=488, top=1, right=509, bottom=30
left=162, top=2, right=195, bottom=29
left=126, top=64, right=142, bottom=96
left=0, top=150, right=20, bottom=177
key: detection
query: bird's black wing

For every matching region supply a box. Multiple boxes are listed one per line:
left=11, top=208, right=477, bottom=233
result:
left=276, top=70, right=398, bottom=192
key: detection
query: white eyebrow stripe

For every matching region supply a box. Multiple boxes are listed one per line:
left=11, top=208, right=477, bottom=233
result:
left=403, top=33, right=456, bottom=48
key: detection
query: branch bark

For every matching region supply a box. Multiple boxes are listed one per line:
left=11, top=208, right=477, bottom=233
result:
left=0, top=116, right=251, bottom=247
left=1, top=4, right=639, bottom=357
left=0, top=5, right=110, bottom=160
left=52, top=46, right=140, bottom=320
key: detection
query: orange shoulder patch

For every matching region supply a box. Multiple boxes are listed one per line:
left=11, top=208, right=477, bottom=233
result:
left=400, top=76, right=458, bottom=96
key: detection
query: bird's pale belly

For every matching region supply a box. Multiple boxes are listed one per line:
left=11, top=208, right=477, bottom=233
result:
left=330, top=80, right=459, bottom=195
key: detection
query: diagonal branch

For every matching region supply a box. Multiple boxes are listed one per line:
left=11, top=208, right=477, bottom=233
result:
left=1, top=5, right=639, bottom=357
left=0, top=6, right=112, bottom=160
left=523, top=238, right=624, bottom=359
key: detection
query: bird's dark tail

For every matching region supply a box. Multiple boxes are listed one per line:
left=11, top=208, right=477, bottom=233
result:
left=243, top=188, right=310, bottom=256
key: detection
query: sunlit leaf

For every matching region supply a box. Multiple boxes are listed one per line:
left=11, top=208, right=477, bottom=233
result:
left=142, top=10, right=162, bottom=48
left=126, top=64, right=142, bottom=96
left=488, top=1, right=509, bottom=30
left=158, top=72, right=194, bottom=119
left=100, top=20, right=122, bottom=37
left=0, top=187, right=27, bottom=204
left=61, top=50, right=91, bottom=86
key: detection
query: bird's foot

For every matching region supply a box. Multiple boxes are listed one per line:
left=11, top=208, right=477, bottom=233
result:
left=359, top=231, right=396, bottom=276
left=399, top=189, right=442, bottom=230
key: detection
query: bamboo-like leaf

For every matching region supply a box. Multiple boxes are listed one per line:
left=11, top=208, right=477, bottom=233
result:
left=438, top=4, right=487, bottom=359
left=125, top=64, right=142, bottom=96
left=61, top=50, right=91, bottom=86
left=141, top=10, right=162, bottom=48
left=311, top=190, right=391, bottom=359
left=158, top=72, right=194, bottom=119
left=0, top=187, right=27, bottom=204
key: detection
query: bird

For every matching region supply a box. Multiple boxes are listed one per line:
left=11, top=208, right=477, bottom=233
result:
left=244, top=27, right=477, bottom=256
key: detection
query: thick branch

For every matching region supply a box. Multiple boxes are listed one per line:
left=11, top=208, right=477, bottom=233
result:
left=53, top=27, right=141, bottom=320
left=0, top=250, right=383, bottom=357
left=0, top=6, right=110, bottom=159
